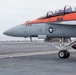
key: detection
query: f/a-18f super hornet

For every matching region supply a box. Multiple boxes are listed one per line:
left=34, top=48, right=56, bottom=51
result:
left=3, top=5, right=76, bottom=59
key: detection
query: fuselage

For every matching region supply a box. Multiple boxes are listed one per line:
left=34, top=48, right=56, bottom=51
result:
left=3, top=6, right=76, bottom=38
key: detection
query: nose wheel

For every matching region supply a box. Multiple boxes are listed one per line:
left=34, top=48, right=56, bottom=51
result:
left=58, top=50, right=70, bottom=58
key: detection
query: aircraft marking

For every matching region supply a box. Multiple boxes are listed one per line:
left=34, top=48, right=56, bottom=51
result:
left=48, top=27, right=53, bottom=33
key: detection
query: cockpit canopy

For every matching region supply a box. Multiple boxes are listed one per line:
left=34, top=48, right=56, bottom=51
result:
left=38, top=5, right=76, bottom=19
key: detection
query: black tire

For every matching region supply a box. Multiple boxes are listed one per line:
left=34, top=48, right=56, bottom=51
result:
left=58, top=50, right=70, bottom=59
left=66, top=51, right=70, bottom=58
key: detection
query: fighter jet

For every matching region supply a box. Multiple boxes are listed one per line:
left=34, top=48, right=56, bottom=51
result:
left=3, top=5, right=76, bottom=59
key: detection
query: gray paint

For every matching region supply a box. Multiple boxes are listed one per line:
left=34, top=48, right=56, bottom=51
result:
left=3, top=23, right=76, bottom=38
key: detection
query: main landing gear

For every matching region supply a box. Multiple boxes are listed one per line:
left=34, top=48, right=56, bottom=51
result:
left=58, top=50, right=70, bottom=58
left=53, top=38, right=72, bottom=59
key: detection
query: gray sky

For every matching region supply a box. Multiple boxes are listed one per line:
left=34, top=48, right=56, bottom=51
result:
left=0, top=0, right=76, bottom=36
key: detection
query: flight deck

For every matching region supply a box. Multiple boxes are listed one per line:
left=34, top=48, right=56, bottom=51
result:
left=0, top=41, right=76, bottom=75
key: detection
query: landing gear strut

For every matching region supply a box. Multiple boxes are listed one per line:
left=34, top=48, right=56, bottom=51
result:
left=58, top=38, right=70, bottom=58
left=53, top=38, right=71, bottom=59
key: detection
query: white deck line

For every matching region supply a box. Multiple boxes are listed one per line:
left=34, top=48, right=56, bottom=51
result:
left=0, top=50, right=75, bottom=58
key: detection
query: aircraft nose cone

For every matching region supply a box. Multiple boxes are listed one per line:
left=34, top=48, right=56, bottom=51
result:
left=3, top=24, right=26, bottom=37
left=3, top=25, right=20, bottom=36
left=3, top=31, right=7, bottom=35
left=3, top=29, right=14, bottom=36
